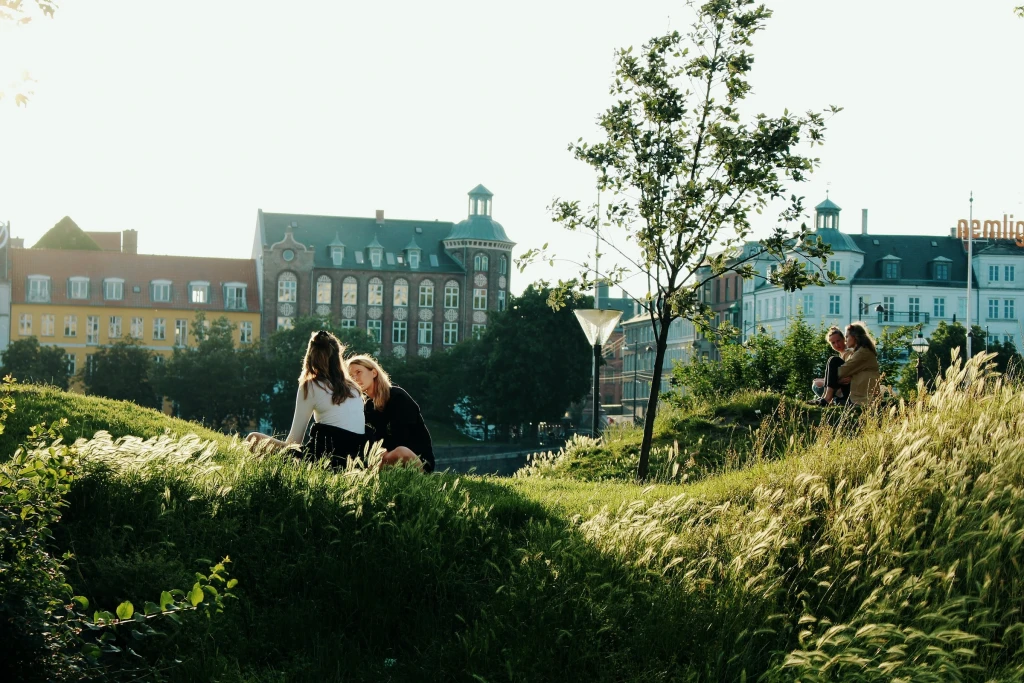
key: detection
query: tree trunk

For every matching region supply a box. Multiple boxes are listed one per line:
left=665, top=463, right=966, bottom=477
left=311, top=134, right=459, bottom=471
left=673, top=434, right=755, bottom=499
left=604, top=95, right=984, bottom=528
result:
left=636, top=318, right=672, bottom=481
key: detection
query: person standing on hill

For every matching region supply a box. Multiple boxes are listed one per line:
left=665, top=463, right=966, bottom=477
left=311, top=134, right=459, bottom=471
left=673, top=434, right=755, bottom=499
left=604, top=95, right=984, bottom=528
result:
left=245, top=331, right=367, bottom=465
left=347, top=354, right=434, bottom=473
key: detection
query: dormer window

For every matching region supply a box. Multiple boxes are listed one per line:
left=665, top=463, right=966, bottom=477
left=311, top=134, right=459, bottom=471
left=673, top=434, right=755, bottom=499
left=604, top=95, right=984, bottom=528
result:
left=151, top=279, right=172, bottom=303
left=189, top=281, right=210, bottom=304
left=408, top=250, right=421, bottom=269
left=331, top=246, right=344, bottom=266
left=103, top=278, right=124, bottom=301
left=370, top=248, right=383, bottom=268
left=884, top=262, right=900, bottom=279
left=933, top=262, right=950, bottom=281
left=68, top=276, right=90, bottom=300
left=27, top=275, right=50, bottom=303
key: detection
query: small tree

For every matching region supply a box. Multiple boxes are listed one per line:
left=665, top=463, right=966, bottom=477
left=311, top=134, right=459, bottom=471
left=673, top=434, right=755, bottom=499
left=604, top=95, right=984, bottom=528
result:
left=523, top=0, right=840, bottom=478
left=81, top=339, right=160, bottom=408
left=0, top=337, right=70, bottom=389
left=782, top=311, right=831, bottom=399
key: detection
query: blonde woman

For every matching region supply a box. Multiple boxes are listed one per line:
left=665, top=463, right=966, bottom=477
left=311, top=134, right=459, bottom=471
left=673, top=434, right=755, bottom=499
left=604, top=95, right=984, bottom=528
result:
left=245, top=331, right=367, bottom=464
left=347, top=354, right=434, bottom=473
left=838, top=322, right=882, bottom=405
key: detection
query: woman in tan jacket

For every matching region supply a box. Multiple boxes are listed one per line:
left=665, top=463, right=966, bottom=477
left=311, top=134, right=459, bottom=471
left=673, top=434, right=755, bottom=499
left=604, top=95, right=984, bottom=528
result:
left=837, top=323, right=881, bottom=405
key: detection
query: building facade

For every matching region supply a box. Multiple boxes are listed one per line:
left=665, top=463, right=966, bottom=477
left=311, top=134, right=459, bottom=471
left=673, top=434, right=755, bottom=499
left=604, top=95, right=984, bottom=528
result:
left=252, top=185, right=514, bottom=357
left=9, top=240, right=260, bottom=381
left=742, top=198, right=1023, bottom=351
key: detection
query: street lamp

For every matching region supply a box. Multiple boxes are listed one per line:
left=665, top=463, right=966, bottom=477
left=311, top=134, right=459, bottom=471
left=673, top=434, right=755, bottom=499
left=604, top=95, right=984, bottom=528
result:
left=859, top=301, right=887, bottom=318
left=574, top=309, right=623, bottom=437
left=911, top=333, right=930, bottom=383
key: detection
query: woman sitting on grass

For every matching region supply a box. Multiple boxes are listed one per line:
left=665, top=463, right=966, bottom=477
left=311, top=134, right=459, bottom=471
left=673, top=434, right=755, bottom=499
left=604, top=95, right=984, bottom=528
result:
left=245, top=330, right=367, bottom=465
left=347, top=354, right=434, bottom=473
left=837, top=322, right=882, bottom=406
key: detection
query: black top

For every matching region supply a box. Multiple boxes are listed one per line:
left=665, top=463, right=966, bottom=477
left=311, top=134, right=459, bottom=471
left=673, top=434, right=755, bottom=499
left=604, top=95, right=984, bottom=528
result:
left=364, top=385, right=435, bottom=473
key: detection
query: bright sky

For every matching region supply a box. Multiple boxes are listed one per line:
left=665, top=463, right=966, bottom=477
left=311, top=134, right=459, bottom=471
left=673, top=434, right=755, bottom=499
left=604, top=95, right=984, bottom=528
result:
left=1, top=1, right=1022, bottom=297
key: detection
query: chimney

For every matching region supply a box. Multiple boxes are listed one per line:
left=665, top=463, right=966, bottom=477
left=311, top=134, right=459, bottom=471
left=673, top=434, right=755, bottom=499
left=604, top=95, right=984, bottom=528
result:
left=122, top=229, right=138, bottom=255
left=950, top=227, right=957, bottom=237
left=375, top=210, right=384, bottom=224
left=861, top=209, right=868, bottom=235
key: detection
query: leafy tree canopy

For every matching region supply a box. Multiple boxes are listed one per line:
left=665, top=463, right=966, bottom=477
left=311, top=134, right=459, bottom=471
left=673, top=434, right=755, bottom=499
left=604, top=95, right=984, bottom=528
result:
left=32, top=216, right=102, bottom=251
left=0, top=337, right=69, bottom=389
left=81, top=338, right=160, bottom=409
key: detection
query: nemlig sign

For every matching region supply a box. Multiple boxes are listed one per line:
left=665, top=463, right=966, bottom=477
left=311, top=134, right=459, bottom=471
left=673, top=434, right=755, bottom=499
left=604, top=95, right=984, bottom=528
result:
left=956, top=215, right=1024, bottom=247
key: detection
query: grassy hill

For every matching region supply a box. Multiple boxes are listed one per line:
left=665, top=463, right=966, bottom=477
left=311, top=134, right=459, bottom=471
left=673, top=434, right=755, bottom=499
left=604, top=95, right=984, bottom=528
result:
left=3, top=362, right=1024, bottom=681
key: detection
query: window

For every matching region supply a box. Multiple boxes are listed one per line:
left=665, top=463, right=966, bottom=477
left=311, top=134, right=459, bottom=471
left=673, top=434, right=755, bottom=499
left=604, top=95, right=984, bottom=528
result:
left=86, top=316, right=99, bottom=345
left=68, top=277, right=89, bottom=300
left=41, top=315, right=54, bottom=337
left=498, top=290, right=506, bottom=312
left=474, top=253, right=489, bottom=271
left=408, top=250, right=420, bottom=269
left=28, top=276, right=50, bottom=303
left=417, top=321, right=433, bottom=345
left=104, top=279, right=124, bottom=300
left=340, top=319, right=357, bottom=329
left=153, top=318, right=166, bottom=341
left=151, top=280, right=172, bottom=303
left=884, top=262, right=900, bottom=279
left=109, top=316, right=122, bottom=339
left=802, top=294, right=814, bottom=317
left=342, top=277, right=358, bottom=305
left=331, top=246, right=344, bottom=266
left=277, top=317, right=294, bottom=330
left=175, top=319, right=188, bottom=347
left=934, top=263, right=949, bottom=281
left=499, top=255, right=507, bottom=275
left=189, top=282, right=209, bottom=304
left=472, top=324, right=486, bottom=339
left=131, top=317, right=143, bottom=339
left=989, top=265, right=1000, bottom=282
left=393, top=279, right=409, bottom=307
left=316, top=275, right=332, bottom=304
left=368, top=278, right=383, bottom=306
left=988, top=298, right=1000, bottom=319
left=225, top=284, right=247, bottom=310
left=473, top=288, right=487, bottom=310
left=367, top=320, right=382, bottom=343
left=934, top=297, right=946, bottom=318
left=958, top=298, right=966, bottom=320
left=370, top=248, right=382, bottom=268
left=1004, top=335, right=1015, bottom=348
left=392, top=320, right=407, bottom=344
left=18, top=314, right=31, bottom=335
left=828, top=295, right=841, bottom=316
left=829, top=261, right=841, bottom=277
left=1005, top=299, right=1016, bottom=320
left=444, top=282, right=459, bottom=308
left=64, top=315, right=77, bottom=337
left=443, top=322, right=458, bottom=345
left=85, top=355, right=98, bottom=382
left=66, top=354, right=76, bottom=376
left=419, top=281, right=434, bottom=307
left=240, top=321, right=253, bottom=344
left=882, top=296, right=895, bottom=322
left=1006, top=265, right=1016, bottom=283
left=277, top=273, right=297, bottom=303
left=907, top=297, right=921, bottom=322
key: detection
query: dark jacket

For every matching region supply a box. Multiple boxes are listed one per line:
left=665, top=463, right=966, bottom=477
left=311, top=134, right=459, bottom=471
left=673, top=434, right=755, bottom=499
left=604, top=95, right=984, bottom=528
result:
left=364, top=385, right=435, bottom=473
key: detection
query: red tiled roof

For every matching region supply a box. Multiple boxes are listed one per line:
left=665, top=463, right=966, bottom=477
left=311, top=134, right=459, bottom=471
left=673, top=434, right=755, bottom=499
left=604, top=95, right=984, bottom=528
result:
left=10, top=249, right=260, bottom=311
left=84, top=231, right=122, bottom=252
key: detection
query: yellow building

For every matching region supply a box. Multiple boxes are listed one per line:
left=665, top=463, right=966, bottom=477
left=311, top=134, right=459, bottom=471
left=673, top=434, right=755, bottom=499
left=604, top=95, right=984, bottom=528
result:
left=10, top=245, right=261, bottom=384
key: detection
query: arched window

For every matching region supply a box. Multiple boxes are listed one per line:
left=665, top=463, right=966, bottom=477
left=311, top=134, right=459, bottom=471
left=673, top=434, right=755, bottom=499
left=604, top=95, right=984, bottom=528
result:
left=393, top=278, right=409, bottom=307
left=368, top=277, right=383, bottom=306
left=316, top=275, right=332, bottom=304
left=499, top=255, right=507, bottom=275
left=342, top=277, right=358, bottom=305
left=473, top=253, right=489, bottom=271
left=277, top=272, right=297, bottom=303
left=419, top=280, right=434, bottom=308
left=444, top=280, right=460, bottom=308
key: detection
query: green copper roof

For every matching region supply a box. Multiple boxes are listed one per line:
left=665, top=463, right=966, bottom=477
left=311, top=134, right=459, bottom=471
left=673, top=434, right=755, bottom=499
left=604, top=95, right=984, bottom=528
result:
left=815, top=197, right=841, bottom=212
left=367, top=234, right=383, bottom=249
left=814, top=227, right=863, bottom=253
left=849, top=234, right=977, bottom=287
left=447, top=214, right=513, bottom=242
left=328, top=231, right=345, bottom=247
left=404, top=236, right=421, bottom=251
left=468, top=184, right=493, bottom=197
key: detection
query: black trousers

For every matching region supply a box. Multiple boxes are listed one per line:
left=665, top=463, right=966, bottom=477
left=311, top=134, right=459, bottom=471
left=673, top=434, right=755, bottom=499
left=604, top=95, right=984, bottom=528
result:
left=823, top=355, right=847, bottom=402
left=304, top=422, right=369, bottom=468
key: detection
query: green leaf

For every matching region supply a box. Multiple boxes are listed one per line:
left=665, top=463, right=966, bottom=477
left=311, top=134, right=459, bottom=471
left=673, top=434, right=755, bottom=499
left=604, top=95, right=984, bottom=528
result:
left=144, top=601, right=161, bottom=615
left=159, top=590, right=174, bottom=611
left=116, top=601, right=134, bottom=620
left=226, top=578, right=238, bottom=590
left=188, top=582, right=204, bottom=607
left=72, top=595, right=89, bottom=611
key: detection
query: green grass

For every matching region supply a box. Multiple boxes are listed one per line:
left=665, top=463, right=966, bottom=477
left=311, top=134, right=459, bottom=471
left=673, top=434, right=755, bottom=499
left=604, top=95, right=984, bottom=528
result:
left=423, top=418, right=478, bottom=446
left=4, top=359, right=1024, bottom=681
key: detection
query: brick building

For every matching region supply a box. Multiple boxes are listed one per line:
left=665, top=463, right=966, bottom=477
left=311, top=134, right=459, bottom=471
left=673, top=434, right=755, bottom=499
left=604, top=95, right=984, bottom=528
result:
left=252, top=185, right=514, bottom=356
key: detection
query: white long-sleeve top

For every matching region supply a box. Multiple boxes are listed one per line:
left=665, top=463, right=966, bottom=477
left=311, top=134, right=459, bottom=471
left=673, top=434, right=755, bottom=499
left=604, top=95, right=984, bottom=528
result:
left=284, top=380, right=365, bottom=444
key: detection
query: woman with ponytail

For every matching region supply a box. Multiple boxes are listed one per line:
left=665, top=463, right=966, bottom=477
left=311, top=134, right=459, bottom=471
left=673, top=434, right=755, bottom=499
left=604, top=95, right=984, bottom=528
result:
left=245, top=330, right=367, bottom=465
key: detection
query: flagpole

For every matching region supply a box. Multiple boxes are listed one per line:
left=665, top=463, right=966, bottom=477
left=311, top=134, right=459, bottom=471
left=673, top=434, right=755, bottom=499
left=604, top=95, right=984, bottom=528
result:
left=966, top=192, right=973, bottom=359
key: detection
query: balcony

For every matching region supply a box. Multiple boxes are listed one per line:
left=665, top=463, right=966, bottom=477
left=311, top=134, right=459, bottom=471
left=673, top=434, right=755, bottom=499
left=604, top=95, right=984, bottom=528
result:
left=875, top=311, right=930, bottom=325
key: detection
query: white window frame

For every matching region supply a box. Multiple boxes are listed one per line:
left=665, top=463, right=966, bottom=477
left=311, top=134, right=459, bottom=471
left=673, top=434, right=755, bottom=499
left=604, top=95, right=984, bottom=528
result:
left=497, top=290, right=506, bottom=312
left=419, top=281, right=434, bottom=307
left=18, top=313, right=31, bottom=335
left=175, top=319, right=188, bottom=347
left=131, top=317, right=144, bottom=339
left=393, top=279, right=409, bottom=307
left=370, top=248, right=383, bottom=268
left=28, top=276, right=50, bottom=303
left=240, top=321, right=253, bottom=344
left=69, top=276, right=90, bottom=300
left=417, top=321, right=433, bottom=345
left=368, top=279, right=383, bottom=306
left=392, top=320, right=408, bottom=344
left=316, top=275, right=332, bottom=305
left=472, top=324, right=486, bottom=340
left=443, top=321, right=458, bottom=346
left=342, top=277, right=358, bottom=305
left=367, top=319, right=382, bottom=343
left=189, top=281, right=210, bottom=304
left=828, top=294, right=841, bottom=316
left=340, top=319, right=357, bottom=329
left=474, top=253, right=489, bottom=271
left=444, top=283, right=459, bottom=308
left=1006, top=265, right=1016, bottom=283
left=277, top=317, right=294, bottom=330
left=933, top=297, right=945, bottom=318
left=408, top=250, right=420, bottom=269
left=108, top=316, right=122, bottom=339
left=103, top=278, right=124, bottom=301
left=989, top=265, right=1000, bottom=282
left=988, top=298, right=1000, bottom=319
left=41, top=314, right=54, bottom=337
left=224, top=283, right=247, bottom=311
left=277, top=273, right=297, bottom=303
left=86, top=315, right=100, bottom=345
left=1005, top=298, right=1016, bottom=320
left=153, top=318, right=166, bottom=341
left=64, top=315, right=78, bottom=337
left=152, top=279, right=172, bottom=303
left=331, top=246, right=344, bottom=266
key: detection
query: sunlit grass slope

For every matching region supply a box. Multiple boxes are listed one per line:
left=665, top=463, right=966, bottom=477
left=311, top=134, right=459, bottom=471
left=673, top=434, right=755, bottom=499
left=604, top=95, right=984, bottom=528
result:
left=5, top=357, right=1024, bottom=681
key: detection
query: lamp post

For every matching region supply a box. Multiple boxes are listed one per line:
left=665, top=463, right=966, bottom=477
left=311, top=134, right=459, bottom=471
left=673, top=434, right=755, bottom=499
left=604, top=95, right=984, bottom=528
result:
left=859, top=301, right=888, bottom=319
left=911, top=333, right=930, bottom=383
left=574, top=309, right=623, bottom=437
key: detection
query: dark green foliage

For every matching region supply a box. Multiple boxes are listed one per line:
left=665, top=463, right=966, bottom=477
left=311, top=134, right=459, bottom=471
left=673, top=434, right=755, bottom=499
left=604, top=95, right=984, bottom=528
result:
left=782, top=311, right=832, bottom=398
left=386, top=338, right=484, bottom=426
left=1, top=336, right=70, bottom=389
left=82, top=338, right=160, bottom=409
left=31, top=216, right=102, bottom=250
left=876, top=323, right=919, bottom=384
